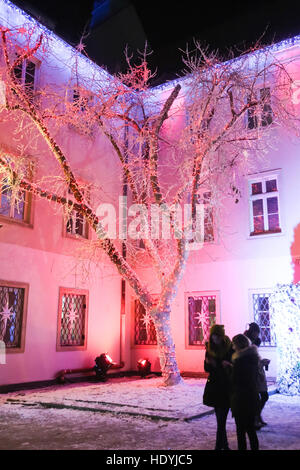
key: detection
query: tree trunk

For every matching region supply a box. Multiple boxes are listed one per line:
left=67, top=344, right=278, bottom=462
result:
left=151, top=305, right=183, bottom=386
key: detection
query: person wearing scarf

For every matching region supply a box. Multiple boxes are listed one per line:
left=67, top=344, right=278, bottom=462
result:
left=203, top=324, right=233, bottom=450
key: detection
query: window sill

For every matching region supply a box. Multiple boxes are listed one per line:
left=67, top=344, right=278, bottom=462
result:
left=185, top=344, right=206, bottom=350
left=131, top=344, right=158, bottom=349
left=64, top=232, right=89, bottom=241
left=0, top=215, right=33, bottom=229
left=56, top=345, right=87, bottom=352
left=248, top=229, right=282, bottom=239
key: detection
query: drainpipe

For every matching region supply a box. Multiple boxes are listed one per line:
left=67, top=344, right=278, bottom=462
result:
left=119, top=124, right=129, bottom=366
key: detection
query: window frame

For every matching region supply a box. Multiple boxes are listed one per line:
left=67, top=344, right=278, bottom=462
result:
left=0, top=280, right=29, bottom=354
left=12, top=52, right=40, bottom=98
left=63, top=184, right=90, bottom=240
left=185, top=290, right=220, bottom=349
left=248, top=172, right=282, bottom=237
left=56, top=287, right=89, bottom=352
left=131, top=297, right=158, bottom=349
left=0, top=159, right=34, bottom=227
left=246, top=86, right=273, bottom=130
left=248, top=288, right=276, bottom=347
left=187, top=189, right=215, bottom=248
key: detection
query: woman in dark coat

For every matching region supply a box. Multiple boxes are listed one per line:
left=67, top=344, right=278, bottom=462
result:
left=244, top=322, right=270, bottom=427
left=231, top=334, right=260, bottom=451
left=203, top=324, right=233, bottom=450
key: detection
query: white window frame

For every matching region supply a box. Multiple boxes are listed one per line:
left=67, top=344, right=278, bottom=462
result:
left=246, top=86, right=273, bottom=130
left=185, top=290, right=220, bottom=349
left=248, top=288, right=276, bottom=347
left=248, top=172, right=282, bottom=237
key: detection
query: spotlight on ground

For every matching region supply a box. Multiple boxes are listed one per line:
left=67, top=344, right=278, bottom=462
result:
left=94, top=353, right=114, bottom=381
left=137, top=358, right=151, bottom=378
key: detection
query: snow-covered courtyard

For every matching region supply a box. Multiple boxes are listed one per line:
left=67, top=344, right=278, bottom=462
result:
left=0, top=376, right=300, bottom=451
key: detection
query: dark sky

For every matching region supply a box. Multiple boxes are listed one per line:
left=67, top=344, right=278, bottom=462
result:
left=11, top=0, right=300, bottom=82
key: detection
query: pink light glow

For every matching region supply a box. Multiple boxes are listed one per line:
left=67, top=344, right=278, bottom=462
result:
left=105, top=354, right=113, bottom=363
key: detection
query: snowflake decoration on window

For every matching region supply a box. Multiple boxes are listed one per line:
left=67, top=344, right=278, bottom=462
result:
left=194, top=311, right=208, bottom=332
left=0, top=303, right=14, bottom=341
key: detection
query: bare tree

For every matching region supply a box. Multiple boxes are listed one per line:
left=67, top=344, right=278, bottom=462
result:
left=0, top=27, right=298, bottom=385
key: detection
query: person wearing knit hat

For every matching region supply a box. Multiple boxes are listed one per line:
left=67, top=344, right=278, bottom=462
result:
left=203, top=324, right=233, bottom=450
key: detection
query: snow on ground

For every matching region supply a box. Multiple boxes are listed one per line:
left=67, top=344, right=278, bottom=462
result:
left=0, top=376, right=300, bottom=450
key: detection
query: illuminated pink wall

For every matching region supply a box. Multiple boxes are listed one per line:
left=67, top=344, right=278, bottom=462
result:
left=0, top=0, right=124, bottom=386
left=2, top=0, right=300, bottom=386
left=130, top=50, right=300, bottom=379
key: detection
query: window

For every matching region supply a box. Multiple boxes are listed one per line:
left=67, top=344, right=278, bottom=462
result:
left=13, top=56, right=38, bottom=99
left=188, top=191, right=214, bottom=245
left=72, top=88, right=94, bottom=112
left=0, top=281, right=28, bottom=353
left=247, top=87, right=273, bottom=129
left=57, top=288, right=88, bottom=350
left=133, top=299, right=157, bottom=346
left=65, top=186, right=89, bottom=239
left=249, top=174, right=281, bottom=236
left=252, top=292, right=276, bottom=346
left=0, top=172, right=33, bottom=225
left=186, top=292, right=218, bottom=347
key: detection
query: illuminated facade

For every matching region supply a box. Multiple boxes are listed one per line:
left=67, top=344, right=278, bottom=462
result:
left=1, top=0, right=300, bottom=389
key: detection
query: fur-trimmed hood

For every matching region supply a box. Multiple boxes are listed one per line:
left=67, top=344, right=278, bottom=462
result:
left=232, top=344, right=259, bottom=363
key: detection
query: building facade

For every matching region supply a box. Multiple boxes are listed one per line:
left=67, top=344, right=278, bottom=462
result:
left=1, top=0, right=300, bottom=387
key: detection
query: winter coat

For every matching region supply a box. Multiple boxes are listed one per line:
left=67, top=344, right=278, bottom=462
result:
left=230, top=345, right=260, bottom=418
left=244, top=331, right=268, bottom=392
left=203, top=338, right=233, bottom=409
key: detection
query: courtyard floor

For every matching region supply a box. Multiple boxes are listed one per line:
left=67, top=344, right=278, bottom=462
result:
left=0, top=376, right=299, bottom=454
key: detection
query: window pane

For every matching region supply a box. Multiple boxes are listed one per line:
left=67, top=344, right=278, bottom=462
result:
left=266, top=179, right=277, bottom=192
left=251, top=182, right=262, bottom=195
left=252, top=293, right=276, bottom=346
left=66, top=216, right=73, bottom=233
left=188, top=295, right=216, bottom=345
left=13, top=192, right=25, bottom=220
left=0, top=188, right=12, bottom=216
left=252, top=199, right=263, bottom=216
left=267, top=197, right=278, bottom=214
left=253, top=215, right=264, bottom=232
left=60, top=293, right=86, bottom=347
left=260, top=88, right=273, bottom=127
left=25, top=60, right=36, bottom=94
left=134, top=300, right=157, bottom=345
left=75, top=212, right=84, bottom=236
left=0, top=285, right=25, bottom=348
left=268, top=213, right=280, bottom=231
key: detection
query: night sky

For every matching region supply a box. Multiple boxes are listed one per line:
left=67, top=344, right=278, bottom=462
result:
left=11, top=0, right=300, bottom=81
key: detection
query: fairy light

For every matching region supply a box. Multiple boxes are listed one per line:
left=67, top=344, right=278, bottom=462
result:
left=270, top=283, right=300, bottom=395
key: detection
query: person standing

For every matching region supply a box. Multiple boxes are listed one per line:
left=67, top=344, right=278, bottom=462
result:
left=244, top=322, right=270, bottom=428
left=203, top=324, right=233, bottom=450
left=231, top=334, right=260, bottom=451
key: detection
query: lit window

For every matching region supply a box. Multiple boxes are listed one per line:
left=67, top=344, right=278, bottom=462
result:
left=57, top=288, right=88, bottom=350
left=134, top=299, right=157, bottom=346
left=249, top=175, right=281, bottom=236
left=13, top=56, right=38, bottom=99
left=187, top=293, right=217, bottom=346
left=188, top=191, right=214, bottom=244
left=252, top=293, right=276, bottom=346
left=247, top=87, right=273, bottom=129
left=0, top=281, right=28, bottom=353
left=0, top=169, right=33, bottom=225
left=65, top=185, right=89, bottom=239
